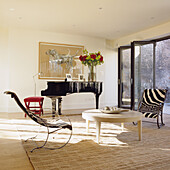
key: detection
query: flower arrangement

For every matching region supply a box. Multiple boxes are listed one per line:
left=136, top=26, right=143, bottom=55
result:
left=79, top=49, right=104, bottom=66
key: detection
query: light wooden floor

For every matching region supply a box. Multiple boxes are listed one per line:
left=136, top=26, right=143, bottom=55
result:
left=0, top=111, right=170, bottom=170
left=0, top=112, right=33, bottom=170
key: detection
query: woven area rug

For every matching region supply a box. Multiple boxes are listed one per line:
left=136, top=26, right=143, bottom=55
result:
left=17, top=115, right=170, bottom=170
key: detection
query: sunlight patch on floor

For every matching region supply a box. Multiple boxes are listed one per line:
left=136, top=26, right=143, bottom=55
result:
left=0, top=116, right=131, bottom=147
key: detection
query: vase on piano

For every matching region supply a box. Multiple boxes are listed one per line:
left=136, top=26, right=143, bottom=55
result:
left=88, top=64, right=96, bottom=81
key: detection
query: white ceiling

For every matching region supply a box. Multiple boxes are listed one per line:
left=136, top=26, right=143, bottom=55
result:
left=1, top=0, right=170, bottom=40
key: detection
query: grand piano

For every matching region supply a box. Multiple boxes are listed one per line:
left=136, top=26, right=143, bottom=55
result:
left=41, top=81, right=103, bottom=116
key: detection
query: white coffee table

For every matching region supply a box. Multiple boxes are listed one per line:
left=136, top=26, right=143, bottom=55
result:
left=82, top=109, right=142, bottom=143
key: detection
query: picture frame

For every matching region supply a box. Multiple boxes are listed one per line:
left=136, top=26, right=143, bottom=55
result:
left=78, top=74, right=84, bottom=81
left=66, top=74, right=72, bottom=81
left=38, top=42, right=84, bottom=80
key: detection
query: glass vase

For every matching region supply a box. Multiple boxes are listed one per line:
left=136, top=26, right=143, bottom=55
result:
left=88, top=64, right=96, bottom=81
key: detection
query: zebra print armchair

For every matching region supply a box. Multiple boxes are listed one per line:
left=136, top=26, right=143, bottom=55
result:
left=138, top=89, right=167, bottom=128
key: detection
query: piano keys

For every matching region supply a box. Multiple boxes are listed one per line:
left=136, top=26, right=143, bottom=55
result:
left=41, top=81, right=103, bottom=116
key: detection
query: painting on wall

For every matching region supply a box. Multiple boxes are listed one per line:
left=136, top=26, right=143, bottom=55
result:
left=39, top=42, right=84, bottom=80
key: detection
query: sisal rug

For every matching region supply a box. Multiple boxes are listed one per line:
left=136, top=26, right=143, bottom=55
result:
left=17, top=115, right=170, bottom=170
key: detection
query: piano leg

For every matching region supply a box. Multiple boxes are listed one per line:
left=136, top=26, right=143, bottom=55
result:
left=58, top=97, right=62, bottom=115
left=51, top=97, right=62, bottom=117
left=51, top=98, right=56, bottom=118
left=95, top=94, right=99, bottom=109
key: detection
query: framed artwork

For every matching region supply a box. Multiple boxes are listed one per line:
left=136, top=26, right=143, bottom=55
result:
left=66, top=74, right=72, bottom=81
left=39, top=42, right=84, bottom=80
left=78, top=74, right=84, bottom=81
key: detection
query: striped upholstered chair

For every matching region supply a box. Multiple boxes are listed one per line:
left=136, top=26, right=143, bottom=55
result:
left=138, top=89, right=167, bottom=128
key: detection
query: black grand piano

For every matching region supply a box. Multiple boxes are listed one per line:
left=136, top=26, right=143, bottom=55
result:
left=41, top=81, right=103, bottom=116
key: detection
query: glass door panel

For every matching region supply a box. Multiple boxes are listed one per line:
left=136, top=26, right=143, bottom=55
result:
left=132, top=42, right=155, bottom=110
left=155, top=39, right=170, bottom=103
left=118, top=46, right=131, bottom=108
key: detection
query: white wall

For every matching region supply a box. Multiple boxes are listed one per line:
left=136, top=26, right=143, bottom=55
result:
left=104, top=48, right=118, bottom=107
left=0, top=28, right=9, bottom=112
left=1, top=28, right=117, bottom=113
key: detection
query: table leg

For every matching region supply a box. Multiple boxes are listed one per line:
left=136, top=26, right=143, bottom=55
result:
left=137, top=120, right=142, bottom=141
left=96, top=121, right=101, bottom=143
left=121, top=123, right=124, bottom=131
left=86, top=120, right=90, bottom=133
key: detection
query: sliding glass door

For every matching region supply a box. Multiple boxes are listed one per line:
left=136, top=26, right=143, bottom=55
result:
left=118, top=41, right=156, bottom=110
left=118, top=37, right=170, bottom=110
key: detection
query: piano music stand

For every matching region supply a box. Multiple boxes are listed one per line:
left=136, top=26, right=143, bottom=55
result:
left=24, top=97, right=44, bottom=117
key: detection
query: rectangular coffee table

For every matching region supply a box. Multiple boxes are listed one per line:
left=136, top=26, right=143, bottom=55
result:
left=82, top=109, right=142, bottom=143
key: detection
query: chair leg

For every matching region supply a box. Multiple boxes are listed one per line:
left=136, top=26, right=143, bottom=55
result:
left=157, top=115, right=160, bottom=129
left=25, top=135, right=38, bottom=142
left=157, top=111, right=165, bottom=129
left=25, top=125, right=42, bottom=142
left=160, top=111, right=165, bottom=126
left=30, top=127, right=50, bottom=152
left=133, top=122, right=137, bottom=126
left=30, top=116, right=72, bottom=152
left=41, top=109, right=43, bottom=115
